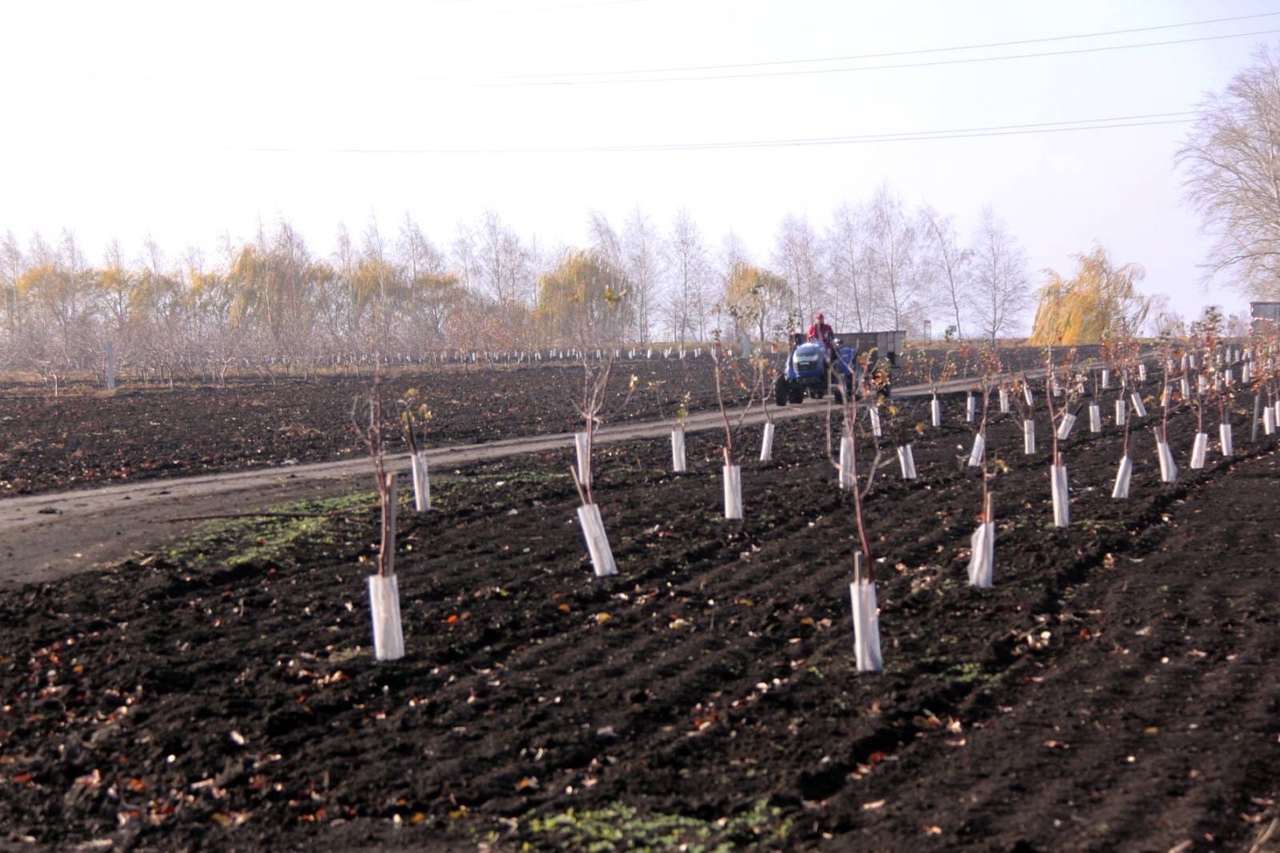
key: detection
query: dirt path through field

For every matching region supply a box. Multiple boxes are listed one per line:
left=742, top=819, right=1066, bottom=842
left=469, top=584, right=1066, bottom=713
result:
left=0, top=396, right=868, bottom=586
left=0, top=372, right=1029, bottom=587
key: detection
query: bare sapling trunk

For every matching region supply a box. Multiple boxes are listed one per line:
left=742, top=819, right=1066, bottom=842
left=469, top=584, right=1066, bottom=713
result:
left=839, top=367, right=882, bottom=673
left=354, top=370, right=405, bottom=662
left=1044, top=352, right=1069, bottom=529
left=399, top=388, right=433, bottom=512
left=712, top=333, right=746, bottom=520
left=757, top=342, right=779, bottom=462
left=572, top=349, right=633, bottom=576
left=1113, top=369, right=1136, bottom=499
left=968, top=350, right=1001, bottom=586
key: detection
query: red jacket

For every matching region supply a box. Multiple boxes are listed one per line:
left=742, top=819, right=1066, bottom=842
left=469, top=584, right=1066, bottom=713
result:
left=807, top=321, right=833, bottom=344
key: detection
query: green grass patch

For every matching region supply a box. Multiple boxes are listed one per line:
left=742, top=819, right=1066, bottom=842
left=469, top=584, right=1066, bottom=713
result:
left=166, top=491, right=377, bottom=568
left=523, top=800, right=790, bottom=851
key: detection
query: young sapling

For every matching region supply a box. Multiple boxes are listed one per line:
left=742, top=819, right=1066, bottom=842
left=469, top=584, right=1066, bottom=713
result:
left=352, top=370, right=405, bottom=662
left=398, top=388, right=433, bottom=512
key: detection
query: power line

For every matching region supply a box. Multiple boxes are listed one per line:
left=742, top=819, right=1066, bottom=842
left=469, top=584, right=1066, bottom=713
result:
left=450, top=28, right=1280, bottom=86
left=0, top=12, right=1273, bottom=88
left=174, top=111, right=1193, bottom=155
left=1, top=111, right=1191, bottom=154
left=470, top=11, right=1280, bottom=82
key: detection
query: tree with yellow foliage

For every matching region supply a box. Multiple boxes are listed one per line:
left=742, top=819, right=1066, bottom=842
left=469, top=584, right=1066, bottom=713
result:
left=1028, top=247, right=1149, bottom=345
left=723, top=260, right=791, bottom=343
left=535, top=249, right=632, bottom=345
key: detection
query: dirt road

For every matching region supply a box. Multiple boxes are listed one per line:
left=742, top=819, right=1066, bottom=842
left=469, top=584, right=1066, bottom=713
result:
left=0, top=371, right=1008, bottom=586
left=0, top=400, right=851, bottom=586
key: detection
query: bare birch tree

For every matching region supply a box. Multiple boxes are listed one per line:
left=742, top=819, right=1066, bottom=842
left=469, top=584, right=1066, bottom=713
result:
left=863, top=185, right=926, bottom=334
left=920, top=206, right=970, bottom=340
left=968, top=206, right=1032, bottom=344
left=772, top=213, right=825, bottom=328
left=622, top=207, right=663, bottom=344
left=825, top=201, right=875, bottom=333
left=1178, top=43, right=1280, bottom=299
left=665, top=209, right=711, bottom=344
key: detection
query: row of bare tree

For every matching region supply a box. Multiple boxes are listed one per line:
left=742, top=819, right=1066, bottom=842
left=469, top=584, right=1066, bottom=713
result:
left=0, top=186, right=1033, bottom=381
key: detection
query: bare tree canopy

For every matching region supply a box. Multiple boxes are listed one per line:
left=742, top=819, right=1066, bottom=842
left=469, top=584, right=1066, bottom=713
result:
left=1178, top=43, right=1280, bottom=300
left=968, top=206, right=1032, bottom=344
left=919, top=206, right=970, bottom=340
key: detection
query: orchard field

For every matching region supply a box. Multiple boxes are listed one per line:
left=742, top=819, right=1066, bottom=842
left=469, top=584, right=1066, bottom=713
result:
left=0, top=350, right=1278, bottom=851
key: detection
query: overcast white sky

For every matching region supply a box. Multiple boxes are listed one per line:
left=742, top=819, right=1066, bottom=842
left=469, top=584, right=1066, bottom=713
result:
left=2, top=0, right=1276, bottom=330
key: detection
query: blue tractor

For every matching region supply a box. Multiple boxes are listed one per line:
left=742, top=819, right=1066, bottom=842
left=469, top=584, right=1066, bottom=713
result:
left=774, top=333, right=859, bottom=405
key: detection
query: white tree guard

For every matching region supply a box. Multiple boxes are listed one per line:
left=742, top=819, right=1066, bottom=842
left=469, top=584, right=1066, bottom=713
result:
left=849, top=578, right=883, bottom=673
left=1056, top=412, right=1077, bottom=440
left=1265, top=407, right=1276, bottom=436
left=1112, top=454, right=1132, bottom=499
left=1157, top=441, right=1179, bottom=483
left=967, top=521, right=995, bottom=588
left=897, top=444, right=917, bottom=479
left=966, top=394, right=976, bottom=423
left=723, top=464, right=743, bottom=520
left=1023, top=384, right=1034, bottom=406
left=1051, top=463, right=1070, bottom=528
left=574, top=432, right=592, bottom=489
left=410, top=451, right=431, bottom=512
left=967, top=432, right=986, bottom=467
left=1089, top=404, right=1102, bottom=434
left=1115, top=399, right=1127, bottom=427
left=1220, top=422, right=1234, bottom=457
left=1131, top=393, right=1147, bottom=418
left=867, top=405, right=882, bottom=438
left=759, top=422, right=775, bottom=463
left=671, top=429, right=687, bottom=473
left=1190, top=432, right=1209, bottom=469
left=577, top=503, right=617, bottom=577
left=1024, top=419, right=1036, bottom=455
left=839, top=434, right=854, bottom=490
left=931, top=396, right=941, bottom=427
left=368, top=573, right=405, bottom=661
left=999, top=388, right=1010, bottom=413
left=1101, top=368, right=1110, bottom=389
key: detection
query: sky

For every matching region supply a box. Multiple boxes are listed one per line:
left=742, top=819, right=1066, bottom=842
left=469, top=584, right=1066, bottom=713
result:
left=2, top=0, right=1277, bottom=332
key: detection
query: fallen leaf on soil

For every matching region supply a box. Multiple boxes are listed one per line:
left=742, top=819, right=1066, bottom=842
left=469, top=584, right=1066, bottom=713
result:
left=516, top=777, right=538, bottom=791
left=1044, top=740, right=1070, bottom=750
left=863, top=799, right=886, bottom=810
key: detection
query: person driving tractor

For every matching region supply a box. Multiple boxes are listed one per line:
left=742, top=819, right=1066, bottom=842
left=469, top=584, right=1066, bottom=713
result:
left=807, top=312, right=836, bottom=357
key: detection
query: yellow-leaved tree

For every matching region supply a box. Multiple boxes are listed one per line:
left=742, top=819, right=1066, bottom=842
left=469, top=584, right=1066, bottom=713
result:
left=1028, top=246, right=1149, bottom=345
left=724, top=261, right=791, bottom=342
left=535, top=249, right=632, bottom=346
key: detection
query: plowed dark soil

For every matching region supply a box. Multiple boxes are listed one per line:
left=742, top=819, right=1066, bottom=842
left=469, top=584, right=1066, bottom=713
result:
left=1, top=355, right=1278, bottom=852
